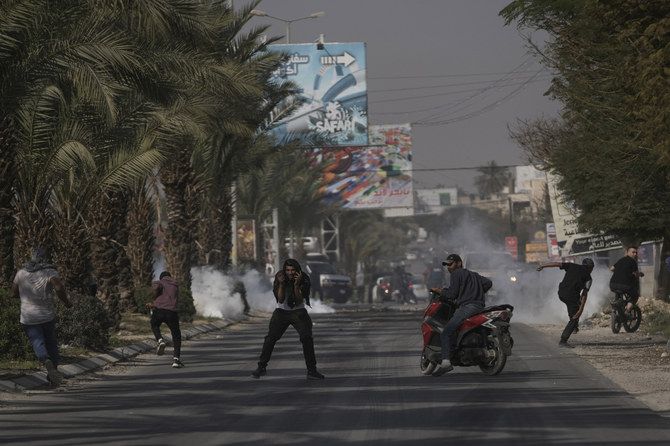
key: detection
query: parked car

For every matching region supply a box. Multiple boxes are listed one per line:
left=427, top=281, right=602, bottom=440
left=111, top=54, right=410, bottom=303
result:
left=461, top=251, right=525, bottom=303
left=285, top=236, right=319, bottom=252
left=424, top=264, right=445, bottom=290
left=305, top=252, right=330, bottom=263
left=304, top=261, right=352, bottom=303
left=409, top=275, right=429, bottom=301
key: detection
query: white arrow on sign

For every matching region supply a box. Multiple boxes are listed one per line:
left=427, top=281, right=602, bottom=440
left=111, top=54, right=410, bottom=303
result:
left=320, top=51, right=356, bottom=67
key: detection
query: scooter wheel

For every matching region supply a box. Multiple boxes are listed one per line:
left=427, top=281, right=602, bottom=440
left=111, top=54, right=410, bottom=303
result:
left=420, top=352, right=436, bottom=375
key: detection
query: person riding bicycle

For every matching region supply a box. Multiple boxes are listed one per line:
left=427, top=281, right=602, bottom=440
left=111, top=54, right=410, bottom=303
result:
left=430, top=253, right=492, bottom=375
left=610, top=247, right=643, bottom=316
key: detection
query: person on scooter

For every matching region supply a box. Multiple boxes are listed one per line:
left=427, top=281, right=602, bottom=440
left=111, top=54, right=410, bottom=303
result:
left=536, top=258, right=594, bottom=348
left=429, top=253, right=492, bottom=375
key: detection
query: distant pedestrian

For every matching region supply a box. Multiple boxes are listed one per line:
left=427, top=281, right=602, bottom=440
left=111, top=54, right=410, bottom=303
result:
left=536, top=258, right=594, bottom=348
left=251, top=258, right=324, bottom=379
left=12, top=247, right=73, bottom=386
left=147, top=271, right=184, bottom=368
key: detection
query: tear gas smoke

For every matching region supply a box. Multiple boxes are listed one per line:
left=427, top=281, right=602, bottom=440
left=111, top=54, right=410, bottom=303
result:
left=500, top=263, right=611, bottom=323
left=190, top=266, right=335, bottom=321
left=425, top=218, right=612, bottom=324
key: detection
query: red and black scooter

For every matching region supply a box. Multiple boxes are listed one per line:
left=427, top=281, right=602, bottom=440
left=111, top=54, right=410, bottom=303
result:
left=420, top=291, right=514, bottom=376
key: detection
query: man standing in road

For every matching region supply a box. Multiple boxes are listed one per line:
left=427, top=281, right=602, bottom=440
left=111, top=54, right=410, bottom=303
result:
left=251, top=258, right=325, bottom=380
left=12, top=247, right=73, bottom=386
left=429, top=253, right=492, bottom=376
left=609, top=247, right=642, bottom=316
left=536, top=258, right=594, bottom=348
left=147, top=271, right=184, bottom=368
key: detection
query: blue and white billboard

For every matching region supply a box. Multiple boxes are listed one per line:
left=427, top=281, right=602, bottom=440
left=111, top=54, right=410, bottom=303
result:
left=268, top=42, right=368, bottom=146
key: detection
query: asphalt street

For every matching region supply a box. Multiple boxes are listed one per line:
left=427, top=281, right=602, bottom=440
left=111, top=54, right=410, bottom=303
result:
left=1, top=308, right=669, bottom=445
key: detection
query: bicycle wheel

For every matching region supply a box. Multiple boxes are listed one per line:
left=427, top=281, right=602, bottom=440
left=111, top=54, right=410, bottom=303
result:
left=610, top=309, right=622, bottom=333
left=623, top=305, right=642, bottom=332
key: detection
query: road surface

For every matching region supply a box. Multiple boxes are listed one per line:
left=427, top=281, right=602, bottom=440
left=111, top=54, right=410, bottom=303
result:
left=1, top=309, right=669, bottom=445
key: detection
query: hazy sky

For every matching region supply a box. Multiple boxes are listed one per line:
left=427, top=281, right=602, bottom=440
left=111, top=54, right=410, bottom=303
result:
left=241, top=0, right=559, bottom=192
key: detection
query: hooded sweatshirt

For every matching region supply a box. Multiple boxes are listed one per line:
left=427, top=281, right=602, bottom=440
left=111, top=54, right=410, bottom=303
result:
left=151, top=276, right=180, bottom=312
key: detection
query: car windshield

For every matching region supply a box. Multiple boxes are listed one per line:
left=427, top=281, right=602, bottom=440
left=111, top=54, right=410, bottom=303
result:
left=309, top=263, right=338, bottom=274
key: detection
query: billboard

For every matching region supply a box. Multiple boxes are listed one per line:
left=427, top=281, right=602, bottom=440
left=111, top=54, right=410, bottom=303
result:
left=313, top=124, right=413, bottom=209
left=236, top=218, right=257, bottom=262
left=268, top=42, right=368, bottom=146
left=547, top=172, right=621, bottom=256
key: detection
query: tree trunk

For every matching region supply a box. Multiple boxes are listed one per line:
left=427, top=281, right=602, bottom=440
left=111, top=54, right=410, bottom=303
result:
left=89, top=191, right=134, bottom=328
left=656, top=234, right=670, bottom=302
left=161, top=148, right=198, bottom=289
left=51, top=205, right=91, bottom=296
left=0, top=117, right=16, bottom=286
left=126, top=184, right=157, bottom=289
left=13, top=205, right=55, bottom=274
left=197, top=189, right=233, bottom=271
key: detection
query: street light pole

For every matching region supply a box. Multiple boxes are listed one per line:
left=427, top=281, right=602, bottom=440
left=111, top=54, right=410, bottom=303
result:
left=250, top=9, right=326, bottom=43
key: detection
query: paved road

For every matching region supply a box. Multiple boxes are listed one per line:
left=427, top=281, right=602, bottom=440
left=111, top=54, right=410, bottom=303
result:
left=1, top=308, right=670, bottom=445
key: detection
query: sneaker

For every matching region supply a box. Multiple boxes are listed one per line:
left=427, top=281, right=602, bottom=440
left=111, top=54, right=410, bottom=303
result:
left=172, top=358, right=184, bottom=368
left=558, top=340, right=574, bottom=348
left=44, top=358, right=62, bottom=387
left=251, top=366, right=267, bottom=379
left=432, top=359, right=453, bottom=376
left=307, top=369, right=325, bottom=380
left=156, top=339, right=166, bottom=356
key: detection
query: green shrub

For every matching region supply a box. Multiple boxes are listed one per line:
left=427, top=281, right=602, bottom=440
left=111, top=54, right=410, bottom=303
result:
left=178, top=287, right=196, bottom=323
left=642, top=309, right=670, bottom=336
left=133, top=285, right=195, bottom=323
left=134, top=286, right=154, bottom=313
left=0, top=288, right=34, bottom=361
left=56, top=293, right=113, bottom=351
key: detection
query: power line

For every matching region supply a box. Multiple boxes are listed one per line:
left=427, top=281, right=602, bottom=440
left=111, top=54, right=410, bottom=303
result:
left=367, top=73, right=550, bottom=94
left=368, top=71, right=542, bottom=80
left=413, top=70, right=544, bottom=126
left=370, top=76, right=550, bottom=114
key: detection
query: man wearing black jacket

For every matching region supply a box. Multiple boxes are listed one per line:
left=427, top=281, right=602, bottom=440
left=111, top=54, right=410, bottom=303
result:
left=430, top=253, right=492, bottom=376
left=251, top=258, right=325, bottom=380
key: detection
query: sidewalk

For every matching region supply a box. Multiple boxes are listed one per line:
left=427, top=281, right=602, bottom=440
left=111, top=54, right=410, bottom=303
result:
left=0, top=318, right=235, bottom=392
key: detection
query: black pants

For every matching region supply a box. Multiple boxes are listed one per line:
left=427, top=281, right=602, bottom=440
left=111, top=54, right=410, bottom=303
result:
left=610, top=282, right=639, bottom=305
left=559, top=295, right=580, bottom=342
left=257, top=308, right=317, bottom=371
left=151, top=308, right=182, bottom=357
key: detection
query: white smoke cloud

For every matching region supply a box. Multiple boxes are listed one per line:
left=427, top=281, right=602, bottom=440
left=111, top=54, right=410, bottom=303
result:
left=190, top=266, right=335, bottom=320
left=425, top=216, right=613, bottom=324
left=509, top=263, right=612, bottom=323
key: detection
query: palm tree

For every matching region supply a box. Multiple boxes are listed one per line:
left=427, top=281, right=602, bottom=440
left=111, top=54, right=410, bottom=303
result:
left=1, top=1, right=158, bottom=291
left=160, top=1, right=303, bottom=279
left=0, top=117, right=17, bottom=286
left=126, top=180, right=158, bottom=289
left=474, top=161, right=510, bottom=198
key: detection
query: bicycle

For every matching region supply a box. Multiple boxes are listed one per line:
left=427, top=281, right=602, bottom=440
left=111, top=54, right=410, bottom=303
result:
left=609, top=290, right=642, bottom=334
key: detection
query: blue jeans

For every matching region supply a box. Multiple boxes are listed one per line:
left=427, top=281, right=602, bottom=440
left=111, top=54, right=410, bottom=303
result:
left=440, top=303, right=483, bottom=361
left=22, top=320, right=60, bottom=366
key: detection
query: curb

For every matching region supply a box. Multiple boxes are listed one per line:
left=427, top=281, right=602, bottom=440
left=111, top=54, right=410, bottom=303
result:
left=0, top=318, right=236, bottom=392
